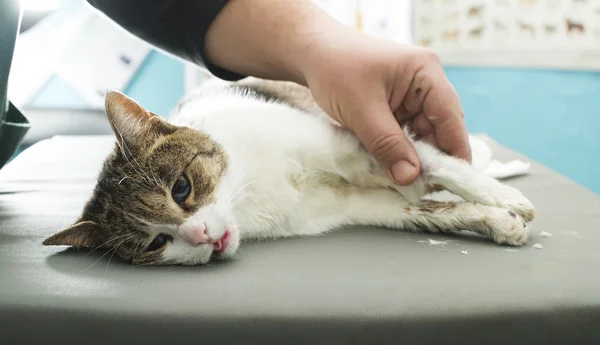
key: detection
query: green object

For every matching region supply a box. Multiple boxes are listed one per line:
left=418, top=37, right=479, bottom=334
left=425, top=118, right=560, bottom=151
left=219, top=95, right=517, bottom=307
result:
left=0, top=0, right=31, bottom=169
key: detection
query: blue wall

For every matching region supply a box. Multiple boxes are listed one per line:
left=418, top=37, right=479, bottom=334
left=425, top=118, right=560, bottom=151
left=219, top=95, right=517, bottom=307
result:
left=446, top=67, right=600, bottom=194
left=124, top=51, right=185, bottom=116
left=30, top=56, right=600, bottom=194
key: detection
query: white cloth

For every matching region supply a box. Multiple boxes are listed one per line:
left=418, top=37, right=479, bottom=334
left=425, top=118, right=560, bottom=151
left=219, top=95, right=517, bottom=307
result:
left=469, top=135, right=530, bottom=179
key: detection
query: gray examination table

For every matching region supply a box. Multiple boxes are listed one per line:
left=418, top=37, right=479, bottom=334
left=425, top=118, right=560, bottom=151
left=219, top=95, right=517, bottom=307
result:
left=1, top=134, right=599, bottom=344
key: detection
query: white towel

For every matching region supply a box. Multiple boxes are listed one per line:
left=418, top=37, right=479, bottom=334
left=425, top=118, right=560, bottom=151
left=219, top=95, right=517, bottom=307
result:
left=469, top=135, right=530, bottom=179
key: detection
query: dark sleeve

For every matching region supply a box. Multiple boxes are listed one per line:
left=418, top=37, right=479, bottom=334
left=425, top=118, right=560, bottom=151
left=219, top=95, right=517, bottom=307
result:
left=86, top=0, right=244, bottom=81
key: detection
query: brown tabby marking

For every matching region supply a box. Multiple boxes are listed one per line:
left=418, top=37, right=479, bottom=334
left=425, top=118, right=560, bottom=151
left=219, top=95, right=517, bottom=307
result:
left=43, top=92, right=229, bottom=265
left=425, top=184, right=446, bottom=194
left=419, top=200, right=457, bottom=213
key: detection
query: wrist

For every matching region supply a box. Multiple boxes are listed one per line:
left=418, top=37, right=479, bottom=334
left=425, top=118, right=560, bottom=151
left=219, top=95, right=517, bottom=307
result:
left=272, top=2, right=352, bottom=86
left=292, top=17, right=377, bottom=88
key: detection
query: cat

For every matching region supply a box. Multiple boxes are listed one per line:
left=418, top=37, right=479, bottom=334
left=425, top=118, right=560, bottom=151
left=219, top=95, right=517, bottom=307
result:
left=43, top=77, right=535, bottom=266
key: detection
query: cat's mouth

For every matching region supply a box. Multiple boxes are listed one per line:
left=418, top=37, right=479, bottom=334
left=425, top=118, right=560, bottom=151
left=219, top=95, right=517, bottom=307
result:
left=212, top=229, right=231, bottom=254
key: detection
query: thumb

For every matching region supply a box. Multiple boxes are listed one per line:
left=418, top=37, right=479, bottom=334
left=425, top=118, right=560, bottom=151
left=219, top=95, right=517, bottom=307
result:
left=349, top=101, right=421, bottom=185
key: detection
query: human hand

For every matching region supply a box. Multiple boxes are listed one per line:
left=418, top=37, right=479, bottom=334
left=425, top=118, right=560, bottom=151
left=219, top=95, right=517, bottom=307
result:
left=300, top=29, right=471, bottom=186
left=204, top=0, right=470, bottom=186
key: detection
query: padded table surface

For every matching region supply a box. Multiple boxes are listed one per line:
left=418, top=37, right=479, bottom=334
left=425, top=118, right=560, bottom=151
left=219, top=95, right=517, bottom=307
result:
left=1, top=135, right=599, bottom=345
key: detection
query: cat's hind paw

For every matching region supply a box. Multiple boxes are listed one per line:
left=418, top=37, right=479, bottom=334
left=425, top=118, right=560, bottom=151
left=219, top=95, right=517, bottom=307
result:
left=485, top=208, right=530, bottom=246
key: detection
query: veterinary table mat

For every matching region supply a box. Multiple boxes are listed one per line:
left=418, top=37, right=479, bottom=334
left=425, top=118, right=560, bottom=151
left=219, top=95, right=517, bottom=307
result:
left=0, top=135, right=599, bottom=345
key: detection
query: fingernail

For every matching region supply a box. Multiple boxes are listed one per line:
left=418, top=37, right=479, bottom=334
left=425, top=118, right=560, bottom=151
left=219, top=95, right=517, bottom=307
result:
left=391, top=161, right=418, bottom=185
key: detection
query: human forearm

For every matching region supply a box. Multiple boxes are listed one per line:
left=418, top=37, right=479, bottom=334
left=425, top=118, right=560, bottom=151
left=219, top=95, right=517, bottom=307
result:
left=204, top=0, right=348, bottom=86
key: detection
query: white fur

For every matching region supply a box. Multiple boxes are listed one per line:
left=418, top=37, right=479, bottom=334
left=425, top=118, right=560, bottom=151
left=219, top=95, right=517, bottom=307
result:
left=161, top=80, right=535, bottom=265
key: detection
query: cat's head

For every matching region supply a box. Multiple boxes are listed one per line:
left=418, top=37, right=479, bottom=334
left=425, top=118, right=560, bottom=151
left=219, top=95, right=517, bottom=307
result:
left=43, top=91, right=240, bottom=266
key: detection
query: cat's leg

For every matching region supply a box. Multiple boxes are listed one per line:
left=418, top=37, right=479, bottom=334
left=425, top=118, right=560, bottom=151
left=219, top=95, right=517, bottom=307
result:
left=323, top=127, right=534, bottom=222
left=400, top=199, right=529, bottom=245
left=413, top=140, right=535, bottom=222
left=294, top=187, right=528, bottom=246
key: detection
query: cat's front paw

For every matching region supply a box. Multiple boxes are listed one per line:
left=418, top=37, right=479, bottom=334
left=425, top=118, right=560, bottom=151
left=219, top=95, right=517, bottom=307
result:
left=486, top=208, right=530, bottom=246
left=492, top=184, right=536, bottom=223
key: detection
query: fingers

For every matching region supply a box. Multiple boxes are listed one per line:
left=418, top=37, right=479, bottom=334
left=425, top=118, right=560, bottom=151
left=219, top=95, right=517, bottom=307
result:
left=349, top=97, right=421, bottom=186
left=392, top=55, right=470, bottom=163
left=411, top=113, right=435, bottom=136
left=402, top=68, right=431, bottom=116
left=423, top=80, right=472, bottom=163
left=401, top=56, right=471, bottom=163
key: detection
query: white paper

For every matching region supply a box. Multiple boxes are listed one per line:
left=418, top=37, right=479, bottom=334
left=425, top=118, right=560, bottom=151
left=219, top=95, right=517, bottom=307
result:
left=55, top=13, right=150, bottom=109
left=470, top=135, right=531, bottom=179
left=485, top=160, right=531, bottom=179
left=8, top=5, right=92, bottom=107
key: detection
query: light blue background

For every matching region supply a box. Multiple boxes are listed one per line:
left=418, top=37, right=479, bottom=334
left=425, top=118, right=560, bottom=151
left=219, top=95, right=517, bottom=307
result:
left=447, top=67, right=600, bottom=195
left=29, top=52, right=600, bottom=195
left=30, top=50, right=185, bottom=116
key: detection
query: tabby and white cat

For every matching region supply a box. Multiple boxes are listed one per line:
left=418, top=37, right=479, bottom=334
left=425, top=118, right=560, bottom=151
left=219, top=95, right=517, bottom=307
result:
left=43, top=78, right=535, bottom=266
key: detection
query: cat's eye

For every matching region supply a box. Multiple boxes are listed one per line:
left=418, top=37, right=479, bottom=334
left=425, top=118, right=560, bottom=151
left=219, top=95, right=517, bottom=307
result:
left=146, top=234, right=171, bottom=252
left=172, top=174, right=191, bottom=203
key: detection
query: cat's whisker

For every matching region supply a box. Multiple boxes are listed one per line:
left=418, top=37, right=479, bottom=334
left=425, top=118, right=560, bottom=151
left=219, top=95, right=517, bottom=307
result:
left=119, top=147, right=153, bottom=188
left=286, top=157, right=308, bottom=173
left=104, top=235, right=135, bottom=274
left=130, top=245, right=145, bottom=268
left=76, top=243, right=126, bottom=274
left=204, top=261, right=222, bottom=267
left=223, top=169, right=250, bottom=204
left=110, top=119, right=158, bottom=189
left=103, top=246, right=120, bottom=274
left=118, top=176, right=132, bottom=185
left=75, top=233, right=133, bottom=262
left=232, top=169, right=249, bottom=188
left=232, top=194, right=252, bottom=208
left=143, top=162, right=162, bottom=190
left=227, top=180, right=255, bottom=206
left=126, top=151, right=159, bottom=189
left=122, top=210, right=155, bottom=227
left=114, top=140, right=147, bottom=185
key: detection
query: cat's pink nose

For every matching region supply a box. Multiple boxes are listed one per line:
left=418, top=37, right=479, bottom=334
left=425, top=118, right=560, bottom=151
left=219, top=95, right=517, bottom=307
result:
left=185, top=223, right=212, bottom=246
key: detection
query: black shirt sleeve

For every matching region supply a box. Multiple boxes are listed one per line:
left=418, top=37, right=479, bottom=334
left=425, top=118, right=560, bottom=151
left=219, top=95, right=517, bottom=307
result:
left=86, top=0, right=244, bottom=81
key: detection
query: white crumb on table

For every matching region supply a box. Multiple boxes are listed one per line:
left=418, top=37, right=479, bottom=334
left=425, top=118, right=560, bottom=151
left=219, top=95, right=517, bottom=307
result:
left=427, top=239, right=447, bottom=245
left=532, top=243, right=544, bottom=249
left=419, top=239, right=457, bottom=245
left=504, top=248, right=519, bottom=252
left=461, top=250, right=468, bottom=255
left=561, top=231, right=583, bottom=239
left=540, top=231, right=553, bottom=237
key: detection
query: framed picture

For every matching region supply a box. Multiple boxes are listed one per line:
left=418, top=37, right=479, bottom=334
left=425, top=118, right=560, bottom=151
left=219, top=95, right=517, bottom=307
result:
left=412, top=0, right=600, bottom=71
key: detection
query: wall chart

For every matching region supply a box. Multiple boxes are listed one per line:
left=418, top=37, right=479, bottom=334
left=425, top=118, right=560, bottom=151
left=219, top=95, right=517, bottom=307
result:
left=413, top=0, right=600, bottom=70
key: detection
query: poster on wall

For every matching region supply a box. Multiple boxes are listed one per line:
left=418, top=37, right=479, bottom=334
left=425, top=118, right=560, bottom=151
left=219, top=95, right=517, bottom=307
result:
left=312, top=0, right=412, bottom=43
left=412, top=0, right=600, bottom=71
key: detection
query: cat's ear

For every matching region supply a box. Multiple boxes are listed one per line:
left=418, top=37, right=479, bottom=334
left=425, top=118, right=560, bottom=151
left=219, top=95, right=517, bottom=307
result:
left=43, top=221, right=104, bottom=249
left=104, top=91, right=172, bottom=147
